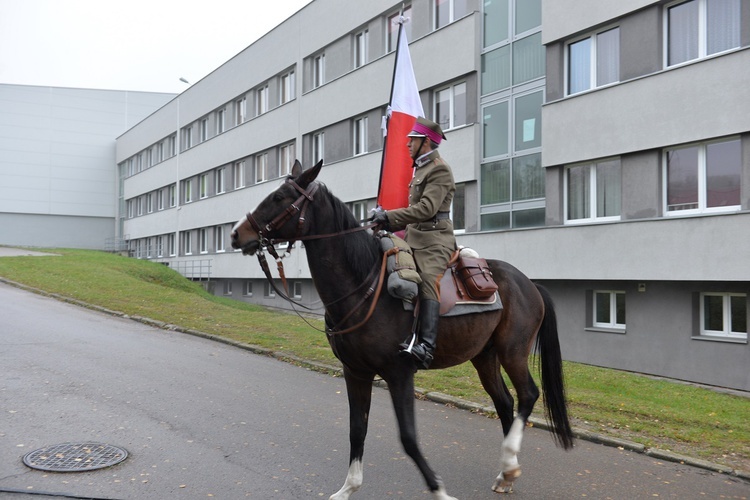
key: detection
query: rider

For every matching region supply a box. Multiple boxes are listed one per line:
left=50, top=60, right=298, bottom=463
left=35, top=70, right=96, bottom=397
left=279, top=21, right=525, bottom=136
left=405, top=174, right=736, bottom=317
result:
left=373, top=117, right=456, bottom=369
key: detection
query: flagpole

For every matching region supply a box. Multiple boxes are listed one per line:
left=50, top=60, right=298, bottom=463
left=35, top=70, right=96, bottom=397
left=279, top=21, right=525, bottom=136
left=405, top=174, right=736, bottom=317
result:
left=376, top=6, right=405, bottom=205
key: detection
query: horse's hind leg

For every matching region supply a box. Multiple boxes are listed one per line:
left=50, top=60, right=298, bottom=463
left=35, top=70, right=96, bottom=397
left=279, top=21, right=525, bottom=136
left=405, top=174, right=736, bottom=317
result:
left=470, top=349, right=522, bottom=494
left=330, top=367, right=374, bottom=500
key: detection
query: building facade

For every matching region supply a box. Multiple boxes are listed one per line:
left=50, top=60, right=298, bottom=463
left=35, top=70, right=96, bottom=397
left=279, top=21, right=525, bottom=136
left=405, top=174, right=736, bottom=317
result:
left=0, top=84, right=174, bottom=249
left=116, top=0, right=749, bottom=390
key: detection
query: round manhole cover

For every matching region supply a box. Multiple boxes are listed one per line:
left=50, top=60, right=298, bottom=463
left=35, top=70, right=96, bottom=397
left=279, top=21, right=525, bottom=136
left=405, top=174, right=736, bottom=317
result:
left=23, top=442, right=128, bottom=472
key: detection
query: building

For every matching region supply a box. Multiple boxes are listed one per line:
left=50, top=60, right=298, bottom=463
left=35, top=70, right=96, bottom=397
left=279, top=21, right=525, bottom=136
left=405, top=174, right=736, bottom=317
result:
left=116, top=0, right=748, bottom=390
left=0, top=84, right=175, bottom=249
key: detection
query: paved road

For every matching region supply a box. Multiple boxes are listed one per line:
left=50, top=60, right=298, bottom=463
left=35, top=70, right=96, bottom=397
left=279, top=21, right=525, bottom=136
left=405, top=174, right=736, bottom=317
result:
left=1, top=282, right=747, bottom=499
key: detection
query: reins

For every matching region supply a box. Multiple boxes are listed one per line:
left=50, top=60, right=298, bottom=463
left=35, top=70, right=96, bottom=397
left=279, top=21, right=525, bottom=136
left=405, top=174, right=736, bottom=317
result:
left=247, top=178, right=385, bottom=334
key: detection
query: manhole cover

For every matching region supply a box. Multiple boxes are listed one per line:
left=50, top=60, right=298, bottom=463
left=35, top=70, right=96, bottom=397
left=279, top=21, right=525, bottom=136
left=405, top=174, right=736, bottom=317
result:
left=23, top=442, right=128, bottom=472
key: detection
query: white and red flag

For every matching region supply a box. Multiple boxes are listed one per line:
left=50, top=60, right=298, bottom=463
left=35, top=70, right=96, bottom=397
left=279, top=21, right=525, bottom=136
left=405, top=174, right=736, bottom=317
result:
left=377, top=16, right=424, bottom=210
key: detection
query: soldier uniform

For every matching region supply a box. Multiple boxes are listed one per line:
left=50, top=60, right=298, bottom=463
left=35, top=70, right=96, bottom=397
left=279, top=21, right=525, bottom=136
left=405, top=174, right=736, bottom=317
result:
left=373, top=117, right=456, bottom=369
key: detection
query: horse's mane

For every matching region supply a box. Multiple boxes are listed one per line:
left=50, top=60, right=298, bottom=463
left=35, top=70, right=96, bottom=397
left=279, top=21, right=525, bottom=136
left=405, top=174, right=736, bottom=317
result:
left=315, top=183, right=380, bottom=282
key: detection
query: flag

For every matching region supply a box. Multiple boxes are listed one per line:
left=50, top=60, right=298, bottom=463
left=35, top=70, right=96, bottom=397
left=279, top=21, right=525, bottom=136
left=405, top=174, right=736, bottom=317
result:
left=377, top=17, right=424, bottom=210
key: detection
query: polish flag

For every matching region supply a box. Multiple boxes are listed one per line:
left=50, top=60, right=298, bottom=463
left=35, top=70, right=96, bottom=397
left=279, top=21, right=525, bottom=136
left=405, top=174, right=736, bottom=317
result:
left=377, top=18, right=424, bottom=210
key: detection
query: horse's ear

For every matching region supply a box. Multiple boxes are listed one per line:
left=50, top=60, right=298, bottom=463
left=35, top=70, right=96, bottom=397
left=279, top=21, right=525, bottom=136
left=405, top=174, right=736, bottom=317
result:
left=290, top=159, right=303, bottom=178
left=297, top=159, right=323, bottom=188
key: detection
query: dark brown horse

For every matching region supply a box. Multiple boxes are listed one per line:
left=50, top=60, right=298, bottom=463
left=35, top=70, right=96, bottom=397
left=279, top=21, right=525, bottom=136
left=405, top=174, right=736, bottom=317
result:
left=231, top=160, right=573, bottom=499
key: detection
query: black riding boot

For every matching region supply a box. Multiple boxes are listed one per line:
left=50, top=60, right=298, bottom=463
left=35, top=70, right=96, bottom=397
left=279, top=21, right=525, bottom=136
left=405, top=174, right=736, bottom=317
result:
left=399, top=299, right=440, bottom=369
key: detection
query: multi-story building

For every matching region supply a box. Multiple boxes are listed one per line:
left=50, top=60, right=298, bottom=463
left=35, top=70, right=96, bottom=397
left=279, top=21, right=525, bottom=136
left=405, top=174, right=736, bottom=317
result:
left=0, top=84, right=175, bottom=249
left=116, top=0, right=748, bottom=390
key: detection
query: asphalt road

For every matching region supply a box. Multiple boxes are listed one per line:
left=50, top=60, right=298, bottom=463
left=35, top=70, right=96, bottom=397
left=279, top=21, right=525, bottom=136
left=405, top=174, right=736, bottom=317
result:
left=1, top=282, right=747, bottom=499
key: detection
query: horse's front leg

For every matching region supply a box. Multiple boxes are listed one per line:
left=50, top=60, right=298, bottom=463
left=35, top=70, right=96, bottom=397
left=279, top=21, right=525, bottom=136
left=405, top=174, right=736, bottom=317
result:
left=329, top=367, right=374, bottom=500
left=386, top=373, right=457, bottom=500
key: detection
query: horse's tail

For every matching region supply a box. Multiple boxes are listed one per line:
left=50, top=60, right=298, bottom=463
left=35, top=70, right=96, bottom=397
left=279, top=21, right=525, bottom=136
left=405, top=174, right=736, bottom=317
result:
left=534, top=284, right=575, bottom=450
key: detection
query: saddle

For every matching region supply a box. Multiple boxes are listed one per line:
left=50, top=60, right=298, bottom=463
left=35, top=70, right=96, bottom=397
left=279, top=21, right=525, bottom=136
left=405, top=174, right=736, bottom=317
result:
left=438, top=249, right=500, bottom=316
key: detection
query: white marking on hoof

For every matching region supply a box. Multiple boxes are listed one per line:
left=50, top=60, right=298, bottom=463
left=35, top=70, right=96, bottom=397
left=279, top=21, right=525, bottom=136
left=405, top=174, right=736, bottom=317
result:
left=329, top=459, right=363, bottom=500
left=433, top=484, right=458, bottom=500
left=492, top=468, right=521, bottom=493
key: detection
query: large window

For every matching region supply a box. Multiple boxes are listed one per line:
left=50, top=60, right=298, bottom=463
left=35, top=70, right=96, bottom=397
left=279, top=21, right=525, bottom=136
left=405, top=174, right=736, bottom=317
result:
left=483, top=101, right=509, bottom=158
left=200, top=118, right=208, bottom=142
left=183, top=179, right=193, bottom=204
left=566, top=159, right=621, bottom=223
left=514, top=91, right=542, bottom=151
left=387, top=7, right=412, bottom=52
left=435, top=0, right=468, bottom=29
left=256, top=85, right=269, bottom=115
left=480, top=153, right=544, bottom=230
left=665, top=138, right=741, bottom=214
left=233, top=161, right=245, bottom=189
left=700, top=293, right=747, bottom=340
left=255, top=153, right=268, bottom=184
left=199, top=174, right=208, bottom=199
left=280, top=71, right=295, bottom=104
left=279, top=143, right=296, bottom=177
left=568, top=27, right=620, bottom=95
left=215, top=167, right=225, bottom=194
left=353, top=116, right=368, bottom=156
left=235, top=97, right=247, bottom=125
left=182, top=231, right=192, bottom=256
left=216, top=109, right=226, bottom=134
left=667, top=0, right=741, bottom=67
left=594, top=291, right=626, bottom=330
left=215, top=225, right=225, bottom=253
left=355, top=30, right=368, bottom=68
left=313, top=54, right=325, bottom=88
left=435, top=81, right=467, bottom=131
left=199, top=228, right=208, bottom=254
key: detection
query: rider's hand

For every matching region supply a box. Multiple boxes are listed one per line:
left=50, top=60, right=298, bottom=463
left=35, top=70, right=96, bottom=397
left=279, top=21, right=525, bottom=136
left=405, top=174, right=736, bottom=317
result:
left=371, top=208, right=391, bottom=232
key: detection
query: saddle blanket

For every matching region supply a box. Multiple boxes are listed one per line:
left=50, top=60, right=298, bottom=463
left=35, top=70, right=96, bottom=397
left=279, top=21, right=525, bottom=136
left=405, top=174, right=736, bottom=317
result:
left=403, top=292, right=503, bottom=317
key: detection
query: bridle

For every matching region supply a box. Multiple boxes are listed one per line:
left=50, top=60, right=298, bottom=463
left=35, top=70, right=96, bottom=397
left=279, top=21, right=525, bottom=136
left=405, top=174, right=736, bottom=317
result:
left=242, top=177, right=388, bottom=335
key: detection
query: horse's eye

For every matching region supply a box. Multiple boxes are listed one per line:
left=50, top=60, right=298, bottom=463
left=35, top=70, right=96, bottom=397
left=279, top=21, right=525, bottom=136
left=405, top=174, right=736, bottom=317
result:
left=273, top=192, right=283, bottom=202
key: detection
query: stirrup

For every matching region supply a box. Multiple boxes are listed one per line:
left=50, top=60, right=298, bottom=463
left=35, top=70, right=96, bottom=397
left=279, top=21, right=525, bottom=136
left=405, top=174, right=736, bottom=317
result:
left=399, top=333, right=418, bottom=354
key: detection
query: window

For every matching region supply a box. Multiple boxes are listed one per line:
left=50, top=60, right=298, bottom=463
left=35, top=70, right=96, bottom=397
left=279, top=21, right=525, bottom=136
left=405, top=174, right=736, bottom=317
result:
left=216, top=225, right=225, bottom=253
left=279, top=143, right=296, bottom=177
left=435, top=0, right=468, bottom=29
left=483, top=100, right=509, bottom=158
left=216, top=167, right=225, bottom=194
left=293, top=282, right=302, bottom=299
left=354, top=30, right=369, bottom=68
left=594, top=291, right=626, bottom=330
left=514, top=91, right=542, bottom=151
left=199, top=174, right=208, bottom=199
left=484, top=0, right=509, bottom=47
left=480, top=153, right=545, bottom=230
left=244, top=281, right=253, bottom=296
left=313, top=132, right=325, bottom=164
left=515, top=0, right=541, bottom=35
left=148, top=148, right=154, bottom=167
left=184, top=179, right=193, bottom=203
left=223, top=281, right=233, bottom=296
left=137, top=153, right=144, bottom=172
left=127, top=200, right=134, bottom=218
left=512, top=32, right=544, bottom=85
left=156, top=142, right=164, bottom=163
left=233, top=161, right=245, bottom=189
left=387, top=7, right=412, bottom=52
left=700, top=293, right=747, bottom=340
left=235, top=97, right=247, bottom=125
left=281, top=71, right=295, bottom=104
left=216, top=108, right=226, bottom=134
left=156, top=236, right=164, bottom=258
left=157, top=190, right=164, bottom=210
left=566, top=159, right=621, bottom=223
left=199, top=228, right=208, bottom=254
left=435, top=81, right=467, bottom=131
left=183, top=231, right=192, bottom=255
left=313, top=54, right=325, bottom=88
left=665, top=138, right=741, bottom=215
left=353, top=116, right=368, bottom=156
left=169, top=184, right=176, bottom=207
left=200, top=118, right=208, bottom=142
left=482, top=45, right=511, bottom=95
left=256, top=85, right=269, bottom=115
left=168, top=233, right=176, bottom=256
left=667, top=0, right=741, bottom=67
left=146, top=193, right=153, bottom=213
left=255, top=153, right=268, bottom=183
left=183, top=126, right=193, bottom=149
left=568, top=27, right=620, bottom=95
left=264, top=281, right=276, bottom=298
left=137, top=196, right=143, bottom=216
left=350, top=201, right=367, bottom=222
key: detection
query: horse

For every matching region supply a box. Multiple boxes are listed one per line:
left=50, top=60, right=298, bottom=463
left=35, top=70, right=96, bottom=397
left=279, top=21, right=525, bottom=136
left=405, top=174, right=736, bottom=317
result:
left=231, top=160, right=574, bottom=499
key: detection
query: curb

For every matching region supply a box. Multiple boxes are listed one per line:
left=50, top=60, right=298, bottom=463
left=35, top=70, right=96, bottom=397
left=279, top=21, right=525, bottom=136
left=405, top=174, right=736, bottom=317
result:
left=2, top=276, right=748, bottom=483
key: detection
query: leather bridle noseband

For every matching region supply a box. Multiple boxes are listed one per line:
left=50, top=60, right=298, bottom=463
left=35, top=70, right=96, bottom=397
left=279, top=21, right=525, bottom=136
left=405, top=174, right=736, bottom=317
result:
left=242, top=177, right=386, bottom=335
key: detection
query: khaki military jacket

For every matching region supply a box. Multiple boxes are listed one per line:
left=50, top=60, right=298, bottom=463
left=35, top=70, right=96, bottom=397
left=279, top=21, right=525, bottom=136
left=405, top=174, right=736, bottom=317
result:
left=387, top=150, right=456, bottom=250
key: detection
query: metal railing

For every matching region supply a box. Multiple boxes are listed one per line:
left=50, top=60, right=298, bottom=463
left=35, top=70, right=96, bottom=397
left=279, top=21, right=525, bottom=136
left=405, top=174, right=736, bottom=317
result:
left=161, top=259, right=212, bottom=281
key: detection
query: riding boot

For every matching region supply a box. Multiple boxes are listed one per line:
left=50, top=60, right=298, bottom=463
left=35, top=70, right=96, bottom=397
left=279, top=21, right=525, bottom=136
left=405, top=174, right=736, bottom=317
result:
left=399, top=299, right=440, bottom=369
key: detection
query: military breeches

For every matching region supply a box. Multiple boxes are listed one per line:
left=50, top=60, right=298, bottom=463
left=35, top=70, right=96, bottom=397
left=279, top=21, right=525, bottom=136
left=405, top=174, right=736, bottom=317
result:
left=413, top=244, right=454, bottom=301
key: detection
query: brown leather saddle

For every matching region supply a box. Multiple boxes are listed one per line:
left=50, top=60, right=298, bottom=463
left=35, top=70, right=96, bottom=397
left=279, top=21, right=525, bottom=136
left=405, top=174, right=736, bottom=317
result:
left=438, top=251, right=499, bottom=315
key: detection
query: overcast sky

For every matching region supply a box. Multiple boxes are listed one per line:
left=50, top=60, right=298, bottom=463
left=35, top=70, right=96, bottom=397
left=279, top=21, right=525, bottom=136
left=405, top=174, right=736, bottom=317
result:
left=0, top=0, right=312, bottom=94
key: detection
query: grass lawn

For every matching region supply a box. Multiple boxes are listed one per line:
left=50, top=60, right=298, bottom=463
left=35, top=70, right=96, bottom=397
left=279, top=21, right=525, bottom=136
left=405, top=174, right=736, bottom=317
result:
left=1, top=248, right=747, bottom=473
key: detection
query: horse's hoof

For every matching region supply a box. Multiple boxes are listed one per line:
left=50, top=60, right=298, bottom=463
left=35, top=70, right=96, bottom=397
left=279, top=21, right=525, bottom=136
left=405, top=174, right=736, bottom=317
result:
left=492, top=468, right=521, bottom=494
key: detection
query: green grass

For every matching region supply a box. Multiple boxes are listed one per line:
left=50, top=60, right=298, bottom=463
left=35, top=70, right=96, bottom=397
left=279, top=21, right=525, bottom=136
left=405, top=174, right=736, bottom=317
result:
left=1, top=248, right=748, bottom=473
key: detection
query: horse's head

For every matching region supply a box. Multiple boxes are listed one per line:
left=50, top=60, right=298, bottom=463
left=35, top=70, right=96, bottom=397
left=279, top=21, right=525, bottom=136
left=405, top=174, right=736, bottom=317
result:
left=231, top=159, right=323, bottom=255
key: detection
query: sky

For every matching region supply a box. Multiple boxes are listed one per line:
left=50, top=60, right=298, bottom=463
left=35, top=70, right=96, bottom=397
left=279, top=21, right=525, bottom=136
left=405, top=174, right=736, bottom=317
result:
left=0, top=0, right=313, bottom=94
